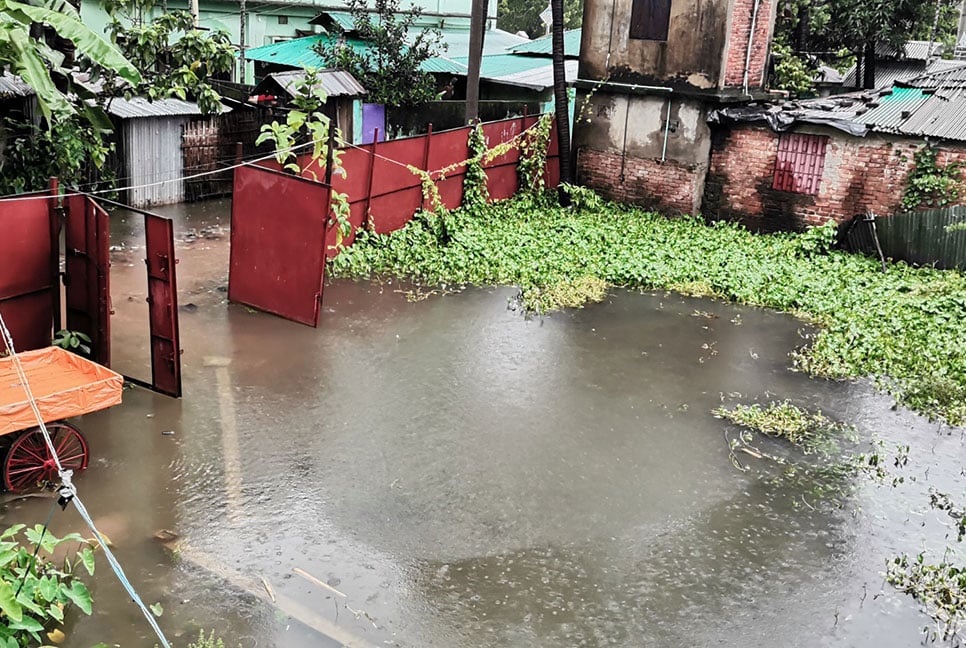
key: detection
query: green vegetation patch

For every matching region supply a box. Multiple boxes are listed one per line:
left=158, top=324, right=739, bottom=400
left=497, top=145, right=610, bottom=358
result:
left=331, top=194, right=966, bottom=424
left=713, top=401, right=850, bottom=456
left=888, top=553, right=966, bottom=643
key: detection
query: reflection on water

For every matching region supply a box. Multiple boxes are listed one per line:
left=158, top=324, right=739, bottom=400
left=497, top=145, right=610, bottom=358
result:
left=0, top=199, right=961, bottom=647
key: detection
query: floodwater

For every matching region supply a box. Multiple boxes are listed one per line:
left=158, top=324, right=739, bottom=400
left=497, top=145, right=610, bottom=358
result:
left=2, top=199, right=964, bottom=647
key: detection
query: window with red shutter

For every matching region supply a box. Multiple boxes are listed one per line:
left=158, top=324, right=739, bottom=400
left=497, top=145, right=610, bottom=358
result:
left=630, top=0, right=672, bottom=41
left=772, top=133, right=829, bottom=195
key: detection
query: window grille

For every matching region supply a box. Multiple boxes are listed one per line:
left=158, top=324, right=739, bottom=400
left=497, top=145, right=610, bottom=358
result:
left=773, top=133, right=828, bottom=195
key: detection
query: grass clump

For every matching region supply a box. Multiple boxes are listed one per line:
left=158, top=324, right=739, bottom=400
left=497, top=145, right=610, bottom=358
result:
left=712, top=401, right=849, bottom=456
left=330, top=192, right=966, bottom=424
left=887, top=553, right=966, bottom=644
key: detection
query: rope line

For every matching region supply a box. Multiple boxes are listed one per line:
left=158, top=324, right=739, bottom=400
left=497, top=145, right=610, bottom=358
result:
left=0, top=312, right=172, bottom=648
left=0, top=116, right=549, bottom=205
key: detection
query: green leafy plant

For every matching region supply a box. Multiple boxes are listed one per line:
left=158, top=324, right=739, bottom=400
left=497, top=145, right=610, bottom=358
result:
left=0, top=524, right=96, bottom=647
left=462, top=122, right=490, bottom=210
left=771, top=41, right=817, bottom=97
left=52, top=329, right=92, bottom=356
left=314, top=0, right=444, bottom=109
left=99, top=0, right=235, bottom=114
left=559, top=183, right=603, bottom=211
left=255, top=69, right=353, bottom=250
left=902, top=145, right=962, bottom=211
left=517, top=114, right=553, bottom=196
left=887, top=552, right=966, bottom=643
left=0, top=117, right=113, bottom=195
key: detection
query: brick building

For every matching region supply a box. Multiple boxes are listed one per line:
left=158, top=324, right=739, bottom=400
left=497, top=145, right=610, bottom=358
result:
left=704, top=66, right=966, bottom=230
left=572, top=0, right=778, bottom=214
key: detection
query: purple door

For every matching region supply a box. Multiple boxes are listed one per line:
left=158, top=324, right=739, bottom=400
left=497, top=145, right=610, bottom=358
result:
left=362, top=103, right=386, bottom=144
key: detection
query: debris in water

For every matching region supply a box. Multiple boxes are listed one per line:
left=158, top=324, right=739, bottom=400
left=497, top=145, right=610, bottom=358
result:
left=294, top=567, right=347, bottom=598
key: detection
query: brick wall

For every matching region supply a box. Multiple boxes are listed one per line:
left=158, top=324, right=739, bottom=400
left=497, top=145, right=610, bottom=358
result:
left=703, top=124, right=966, bottom=230
left=724, top=0, right=774, bottom=88
left=577, top=148, right=706, bottom=215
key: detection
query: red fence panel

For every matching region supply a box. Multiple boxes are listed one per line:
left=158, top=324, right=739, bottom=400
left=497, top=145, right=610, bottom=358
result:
left=481, top=117, right=528, bottom=201
left=0, top=195, right=57, bottom=354
left=229, top=165, right=331, bottom=327
left=427, top=126, right=471, bottom=210
left=64, top=195, right=111, bottom=366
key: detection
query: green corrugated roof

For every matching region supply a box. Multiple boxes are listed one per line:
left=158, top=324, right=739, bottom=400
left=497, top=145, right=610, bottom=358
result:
left=245, top=34, right=466, bottom=73
left=450, top=54, right=553, bottom=77
left=508, top=29, right=581, bottom=57
left=854, top=87, right=929, bottom=131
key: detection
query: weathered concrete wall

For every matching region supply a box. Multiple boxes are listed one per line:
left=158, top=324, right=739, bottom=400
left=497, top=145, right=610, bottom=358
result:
left=574, top=94, right=711, bottom=214
left=579, top=0, right=776, bottom=92
left=703, top=124, right=966, bottom=230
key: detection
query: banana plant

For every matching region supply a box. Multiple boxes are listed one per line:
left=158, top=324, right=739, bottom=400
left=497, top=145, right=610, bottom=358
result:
left=0, top=0, right=140, bottom=122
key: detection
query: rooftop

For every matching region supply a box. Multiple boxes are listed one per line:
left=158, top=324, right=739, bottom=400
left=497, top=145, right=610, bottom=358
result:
left=507, top=29, right=582, bottom=58
left=710, top=64, right=966, bottom=143
left=253, top=69, right=367, bottom=99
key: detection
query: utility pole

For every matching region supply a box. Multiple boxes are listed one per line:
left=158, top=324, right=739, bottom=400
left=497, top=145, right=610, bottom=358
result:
left=239, top=0, right=247, bottom=83
left=466, top=0, right=488, bottom=123
left=189, top=0, right=199, bottom=27
left=550, top=0, right=572, bottom=201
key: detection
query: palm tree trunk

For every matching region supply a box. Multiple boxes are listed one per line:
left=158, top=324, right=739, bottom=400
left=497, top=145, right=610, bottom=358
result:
left=551, top=0, right=572, bottom=204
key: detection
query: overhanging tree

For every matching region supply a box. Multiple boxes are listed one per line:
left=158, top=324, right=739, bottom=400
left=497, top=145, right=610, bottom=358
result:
left=496, top=0, right=582, bottom=38
left=314, top=0, right=444, bottom=109
left=98, top=0, right=235, bottom=114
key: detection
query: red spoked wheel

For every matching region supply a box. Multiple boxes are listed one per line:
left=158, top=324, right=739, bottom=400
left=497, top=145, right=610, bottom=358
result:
left=3, top=423, right=89, bottom=492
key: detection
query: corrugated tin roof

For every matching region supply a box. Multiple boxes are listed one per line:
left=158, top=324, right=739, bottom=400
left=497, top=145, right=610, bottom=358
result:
left=841, top=60, right=927, bottom=88
left=256, top=69, right=366, bottom=97
left=245, top=34, right=340, bottom=69
left=902, top=62, right=966, bottom=90
left=107, top=96, right=227, bottom=119
left=486, top=59, right=578, bottom=91
left=0, top=71, right=34, bottom=98
left=507, top=29, right=581, bottom=57
left=244, top=28, right=520, bottom=75
left=853, top=87, right=929, bottom=131
left=898, top=94, right=966, bottom=141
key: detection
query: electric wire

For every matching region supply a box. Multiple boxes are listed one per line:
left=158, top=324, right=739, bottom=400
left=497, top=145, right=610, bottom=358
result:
left=0, top=312, right=173, bottom=648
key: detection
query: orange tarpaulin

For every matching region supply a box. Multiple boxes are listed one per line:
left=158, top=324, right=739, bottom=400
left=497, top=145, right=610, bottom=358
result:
left=0, top=346, right=123, bottom=437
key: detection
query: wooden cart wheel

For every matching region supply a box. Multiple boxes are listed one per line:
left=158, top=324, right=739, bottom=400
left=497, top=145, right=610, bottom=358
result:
left=3, top=423, right=89, bottom=492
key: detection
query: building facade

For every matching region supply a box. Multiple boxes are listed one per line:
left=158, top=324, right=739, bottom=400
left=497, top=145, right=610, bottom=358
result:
left=572, top=0, right=777, bottom=214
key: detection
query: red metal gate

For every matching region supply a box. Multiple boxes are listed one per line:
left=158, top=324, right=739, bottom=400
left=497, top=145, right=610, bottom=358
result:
left=64, top=195, right=111, bottom=366
left=0, top=194, right=58, bottom=353
left=228, top=165, right=330, bottom=327
left=144, top=214, right=182, bottom=397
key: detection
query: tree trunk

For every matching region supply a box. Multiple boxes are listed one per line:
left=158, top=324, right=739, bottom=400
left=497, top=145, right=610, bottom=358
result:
left=465, top=0, right=488, bottom=124
left=551, top=0, right=572, bottom=204
left=862, top=40, right=876, bottom=89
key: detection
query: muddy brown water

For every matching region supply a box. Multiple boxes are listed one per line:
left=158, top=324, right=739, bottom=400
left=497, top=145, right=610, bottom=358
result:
left=2, top=199, right=964, bottom=647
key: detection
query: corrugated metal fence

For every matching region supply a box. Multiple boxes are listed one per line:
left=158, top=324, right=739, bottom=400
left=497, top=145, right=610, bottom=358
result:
left=843, top=205, right=966, bottom=269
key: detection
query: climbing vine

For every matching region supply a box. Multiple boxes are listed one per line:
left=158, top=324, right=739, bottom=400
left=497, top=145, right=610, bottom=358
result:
left=255, top=69, right=353, bottom=250
left=462, top=122, right=489, bottom=210
left=517, top=114, right=553, bottom=196
left=901, top=145, right=962, bottom=211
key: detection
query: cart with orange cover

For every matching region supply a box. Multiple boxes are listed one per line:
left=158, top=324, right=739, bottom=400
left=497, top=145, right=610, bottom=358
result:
left=0, top=346, right=123, bottom=492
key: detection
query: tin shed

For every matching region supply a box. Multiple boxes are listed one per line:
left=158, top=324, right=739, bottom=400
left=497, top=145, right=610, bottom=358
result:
left=107, top=97, right=228, bottom=207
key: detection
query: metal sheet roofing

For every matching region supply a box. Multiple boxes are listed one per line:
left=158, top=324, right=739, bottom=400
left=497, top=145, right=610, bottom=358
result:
left=106, top=96, right=228, bottom=119
left=256, top=69, right=366, bottom=98
left=898, top=94, right=966, bottom=141
left=0, top=71, right=34, bottom=98
left=902, top=62, right=966, bottom=90
left=841, top=60, right=927, bottom=89
left=507, top=29, right=581, bottom=57
left=243, top=27, right=522, bottom=75
left=853, top=86, right=929, bottom=131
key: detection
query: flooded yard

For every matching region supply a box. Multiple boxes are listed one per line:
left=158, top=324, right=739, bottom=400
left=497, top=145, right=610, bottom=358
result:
left=2, top=199, right=963, bottom=647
